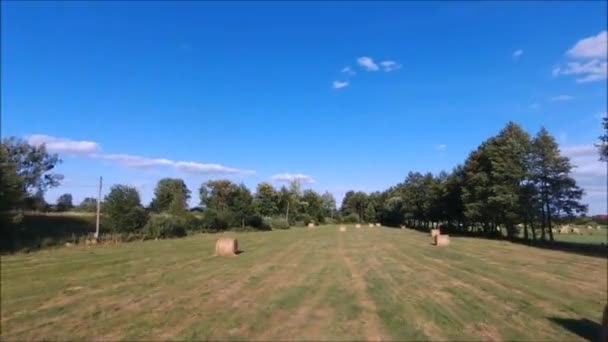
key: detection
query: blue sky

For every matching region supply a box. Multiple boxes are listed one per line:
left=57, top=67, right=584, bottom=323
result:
left=2, top=1, right=607, bottom=213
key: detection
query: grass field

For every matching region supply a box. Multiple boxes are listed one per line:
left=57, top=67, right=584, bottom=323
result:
left=1, top=226, right=606, bottom=341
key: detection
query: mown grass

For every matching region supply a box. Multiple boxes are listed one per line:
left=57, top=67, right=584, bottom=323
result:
left=1, top=226, right=606, bottom=341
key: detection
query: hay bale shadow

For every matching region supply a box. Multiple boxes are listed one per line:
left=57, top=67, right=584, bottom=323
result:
left=548, top=317, right=601, bottom=341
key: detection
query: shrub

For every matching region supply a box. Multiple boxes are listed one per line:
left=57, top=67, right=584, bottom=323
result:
left=342, top=213, right=359, bottom=223
left=201, top=209, right=238, bottom=231
left=324, top=217, right=337, bottom=225
left=270, top=217, right=290, bottom=230
left=297, top=213, right=313, bottom=225
left=142, top=215, right=188, bottom=239
left=104, top=185, right=149, bottom=233
left=245, top=214, right=271, bottom=230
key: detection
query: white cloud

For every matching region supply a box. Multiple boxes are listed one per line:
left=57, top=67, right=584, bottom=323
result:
left=26, top=134, right=101, bottom=155
left=25, top=134, right=254, bottom=175
left=562, top=144, right=607, bottom=214
left=380, top=60, right=401, bottom=72
left=341, top=67, right=356, bottom=76
left=549, top=95, right=575, bottom=101
left=174, top=161, right=254, bottom=175
left=271, top=173, right=316, bottom=184
left=553, top=31, right=608, bottom=84
left=529, top=102, right=541, bottom=110
left=357, top=56, right=379, bottom=71
left=567, top=30, right=607, bottom=59
left=436, top=144, right=447, bottom=151
left=332, top=80, right=349, bottom=89
left=552, top=59, right=607, bottom=83
left=92, top=154, right=174, bottom=168
left=512, top=49, right=523, bottom=59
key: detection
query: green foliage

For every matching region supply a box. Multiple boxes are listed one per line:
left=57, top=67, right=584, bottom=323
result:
left=103, top=185, right=149, bottom=233
left=254, top=182, right=280, bottom=216
left=56, top=193, right=73, bottom=212
left=342, top=213, right=359, bottom=223
left=150, top=178, right=190, bottom=213
left=269, top=217, right=290, bottom=229
left=2, top=137, right=63, bottom=194
left=598, top=117, right=608, bottom=161
left=200, top=208, right=237, bottom=231
left=142, top=215, right=188, bottom=239
left=77, top=197, right=98, bottom=212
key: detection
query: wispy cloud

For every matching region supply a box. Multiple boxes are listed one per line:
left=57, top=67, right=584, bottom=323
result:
left=562, top=144, right=607, bottom=214
left=567, top=30, right=607, bottom=59
left=529, top=102, right=541, bottom=110
left=435, top=144, right=447, bottom=151
left=27, top=134, right=101, bottom=155
left=549, top=95, right=575, bottom=101
left=271, top=173, right=316, bottom=184
left=553, top=59, right=607, bottom=83
left=553, top=31, right=607, bottom=84
left=512, top=49, right=523, bottom=59
left=341, top=66, right=356, bottom=76
left=26, top=134, right=254, bottom=175
left=357, top=56, right=379, bottom=71
left=380, top=60, right=401, bottom=72
left=332, top=80, right=349, bottom=89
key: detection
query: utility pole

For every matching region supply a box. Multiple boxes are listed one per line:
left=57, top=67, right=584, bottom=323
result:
left=95, top=176, right=102, bottom=239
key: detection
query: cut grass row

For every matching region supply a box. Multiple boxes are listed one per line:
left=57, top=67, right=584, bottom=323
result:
left=1, top=226, right=605, bottom=340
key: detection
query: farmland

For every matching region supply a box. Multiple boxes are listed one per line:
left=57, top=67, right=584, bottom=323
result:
left=1, top=226, right=606, bottom=341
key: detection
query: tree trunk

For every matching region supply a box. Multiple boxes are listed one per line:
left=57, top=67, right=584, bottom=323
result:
left=546, top=202, right=554, bottom=241
left=540, top=205, right=546, bottom=240
left=523, top=220, right=529, bottom=241
left=531, top=219, right=537, bottom=241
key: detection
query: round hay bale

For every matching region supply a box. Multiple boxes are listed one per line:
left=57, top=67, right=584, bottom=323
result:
left=65, top=242, right=73, bottom=247
left=571, top=227, right=581, bottom=235
left=430, top=229, right=440, bottom=238
left=355, top=224, right=361, bottom=228
left=339, top=226, right=347, bottom=232
left=559, top=227, right=569, bottom=234
left=368, top=223, right=374, bottom=227
left=215, top=238, right=238, bottom=257
left=400, top=225, right=405, bottom=229
left=375, top=223, right=381, bottom=227
left=434, top=234, right=450, bottom=246
left=307, top=223, right=315, bottom=228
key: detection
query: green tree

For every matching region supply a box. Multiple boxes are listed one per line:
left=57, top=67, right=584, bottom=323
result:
left=56, top=193, right=73, bottom=212
left=364, top=201, right=376, bottom=222
left=150, top=178, right=190, bottom=213
left=531, top=128, right=587, bottom=240
left=301, top=189, right=324, bottom=223
left=0, top=143, right=24, bottom=213
left=2, top=137, right=63, bottom=194
left=254, top=182, right=280, bottom=216
left=598, top=117, right=608, bottom=161
left=320, top=191, right=337, bottom=218
left=77, top=197, right=98, bottom=212
left=104, top=185, right=148, bottom=233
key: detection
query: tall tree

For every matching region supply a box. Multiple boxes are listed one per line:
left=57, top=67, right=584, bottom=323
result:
left=320, top=191, right=337, bottom=218
left=598, top=117, right=608, bottom=161
left=2, top=137, right=62, bottom=195
left=104, top=185, right=148, bottom=233
left=254, top=182, right=280, bottom=216
left=150, top=178, right=190, bottom=213
left=56, top=193, right=73, bottom=212
left=531, top=128, right=587, bottom=240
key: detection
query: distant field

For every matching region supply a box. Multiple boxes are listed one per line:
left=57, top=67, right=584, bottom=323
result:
left=1, top=226, right=606, bottom=341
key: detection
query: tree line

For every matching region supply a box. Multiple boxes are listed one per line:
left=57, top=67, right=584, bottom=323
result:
left=1, top=119, right=606, bottom=243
